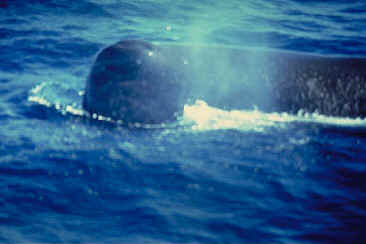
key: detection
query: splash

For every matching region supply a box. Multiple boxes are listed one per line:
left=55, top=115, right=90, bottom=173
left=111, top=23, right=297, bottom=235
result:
left=28, top=81, right=85, bottom=117
left=28, top=81, right=183, bottom=129
left=183, top=100, right=366, bottom=132
left=29, top=82, right=366, bottom=131
left=183, top=100, right=292, bottom=132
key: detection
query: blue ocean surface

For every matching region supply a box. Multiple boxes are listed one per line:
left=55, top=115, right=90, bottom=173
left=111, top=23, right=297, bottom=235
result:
left=1, top=0, right=366, bottom=243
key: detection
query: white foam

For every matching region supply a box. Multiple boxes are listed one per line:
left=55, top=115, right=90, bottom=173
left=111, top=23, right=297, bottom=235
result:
left=183, top=100, right=366, bottom=131
left=29, top=82, right=366, bottom=131
left=28, top=82, right=182, bottom=129
left=28, top=96, right=52, bottom=107
left=30, top=82, right=47, bottom=94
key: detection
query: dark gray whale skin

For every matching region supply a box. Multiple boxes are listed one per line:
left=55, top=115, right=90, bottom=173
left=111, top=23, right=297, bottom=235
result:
left=83, top=40, right=366, bottom=124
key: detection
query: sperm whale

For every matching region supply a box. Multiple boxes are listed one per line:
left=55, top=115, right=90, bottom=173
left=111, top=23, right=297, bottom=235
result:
left=83, top=40, right=366, bottom=124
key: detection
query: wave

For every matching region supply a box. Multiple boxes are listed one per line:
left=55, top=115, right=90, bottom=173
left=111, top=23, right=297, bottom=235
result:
left=27, top=81, right=182, bottom=129
left=184, top=100, right=366, bottom=132
left=28, top=81, right=366, bottom=132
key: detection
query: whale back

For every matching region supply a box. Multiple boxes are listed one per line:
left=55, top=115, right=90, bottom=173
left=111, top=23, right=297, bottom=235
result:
left=159, top=44, right=366, bottom=117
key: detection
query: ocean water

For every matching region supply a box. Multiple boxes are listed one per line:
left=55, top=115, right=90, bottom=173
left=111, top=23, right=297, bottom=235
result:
left=1, top=0, right=366, bottom=243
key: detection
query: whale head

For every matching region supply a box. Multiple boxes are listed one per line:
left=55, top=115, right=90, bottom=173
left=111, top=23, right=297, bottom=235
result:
left=83, top=40, right=187, bottom=124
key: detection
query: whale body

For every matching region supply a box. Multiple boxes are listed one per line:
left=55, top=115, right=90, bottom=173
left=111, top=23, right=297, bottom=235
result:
left=83, top=40, right=366, bottom=124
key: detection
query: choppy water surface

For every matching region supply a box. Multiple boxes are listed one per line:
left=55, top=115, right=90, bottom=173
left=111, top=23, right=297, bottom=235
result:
left=1, top=1, right=366, bottom=243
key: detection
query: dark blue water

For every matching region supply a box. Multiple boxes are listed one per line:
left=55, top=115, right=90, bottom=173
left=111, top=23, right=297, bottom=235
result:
left=1, top=0, right=366, bottom=243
